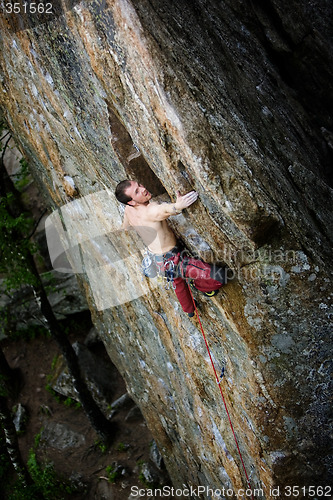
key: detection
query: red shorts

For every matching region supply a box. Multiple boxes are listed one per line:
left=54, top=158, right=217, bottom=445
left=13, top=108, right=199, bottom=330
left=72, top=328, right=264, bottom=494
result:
left=152, top=248, right=226, bottom=314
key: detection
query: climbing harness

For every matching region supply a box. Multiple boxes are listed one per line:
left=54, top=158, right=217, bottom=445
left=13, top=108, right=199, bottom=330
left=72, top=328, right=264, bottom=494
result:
left=187, top=284, right=255, bottom=500
left=141, top=247, right=179, bottom=289
left=164, top=260, right=177, bottom=290
left=141, top=251, right=157, bottom=279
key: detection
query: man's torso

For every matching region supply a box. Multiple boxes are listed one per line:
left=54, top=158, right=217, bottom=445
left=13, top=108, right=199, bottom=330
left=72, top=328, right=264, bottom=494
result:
left=125, top=202, right=177, bottom=254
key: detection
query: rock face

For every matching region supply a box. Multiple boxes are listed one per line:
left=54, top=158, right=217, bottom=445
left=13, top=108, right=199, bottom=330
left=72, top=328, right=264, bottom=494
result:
left=1, top=0, right=332, bottom=495
left=0, top=272, right=88, bottom=336
left=48, top=341, right=120, bottom=412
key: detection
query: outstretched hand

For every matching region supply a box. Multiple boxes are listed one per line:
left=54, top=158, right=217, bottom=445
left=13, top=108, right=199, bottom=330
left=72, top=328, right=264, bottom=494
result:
left=175, top=190, right=198, bottom=210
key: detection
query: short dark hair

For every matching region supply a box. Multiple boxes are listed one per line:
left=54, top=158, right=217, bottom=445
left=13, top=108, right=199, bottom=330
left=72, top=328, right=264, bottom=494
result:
left=115, top=180, right=132, bottom=205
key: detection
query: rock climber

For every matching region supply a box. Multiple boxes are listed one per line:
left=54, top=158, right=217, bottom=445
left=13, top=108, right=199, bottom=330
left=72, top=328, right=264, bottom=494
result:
left=115, top=180, right=226, bottom=317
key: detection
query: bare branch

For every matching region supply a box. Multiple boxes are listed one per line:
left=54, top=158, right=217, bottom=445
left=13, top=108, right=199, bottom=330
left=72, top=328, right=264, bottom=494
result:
left=0, top=131, right=11, bottom=142
left=26, top=208, right=48, bottom=240
left=0, top=135, right=12, bottom=168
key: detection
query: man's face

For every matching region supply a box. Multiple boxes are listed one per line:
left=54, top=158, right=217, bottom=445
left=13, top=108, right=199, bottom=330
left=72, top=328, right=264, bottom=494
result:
left=125, top=181, right=151, bottom=206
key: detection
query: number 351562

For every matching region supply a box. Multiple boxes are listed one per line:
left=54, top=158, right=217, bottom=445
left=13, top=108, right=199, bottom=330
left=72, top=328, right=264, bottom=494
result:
left=3, top=3, right=53, bottom=14
left=285, top=486, right=332, bottom=497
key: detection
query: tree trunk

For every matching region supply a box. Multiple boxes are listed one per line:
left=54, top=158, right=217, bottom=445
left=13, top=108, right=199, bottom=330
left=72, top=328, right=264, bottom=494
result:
left=0, top=346, right=14, bottom=396
left=0, top=346, right=21, bottom=397
left=0, top=395, right=32, bottom=487
left=28, top=251, right=116, bottom=443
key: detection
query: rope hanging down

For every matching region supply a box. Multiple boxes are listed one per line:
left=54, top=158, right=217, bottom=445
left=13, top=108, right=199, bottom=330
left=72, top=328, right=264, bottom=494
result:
left=187, top=284, right=255, bottom=500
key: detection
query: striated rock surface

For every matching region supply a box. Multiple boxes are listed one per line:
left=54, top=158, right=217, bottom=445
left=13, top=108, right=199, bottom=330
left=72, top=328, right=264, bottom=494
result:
left=1, top=0, right=332, bottom=495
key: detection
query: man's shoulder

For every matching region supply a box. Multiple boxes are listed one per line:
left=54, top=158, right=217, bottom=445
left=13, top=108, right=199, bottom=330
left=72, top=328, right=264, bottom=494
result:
left=124, top=205, right=140, bottom=216
left=125, top=204, right=151, bottom=222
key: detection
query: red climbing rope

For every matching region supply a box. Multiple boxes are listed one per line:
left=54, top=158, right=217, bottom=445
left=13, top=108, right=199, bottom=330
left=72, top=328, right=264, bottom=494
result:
left=187, top=285, right=255, bottom=500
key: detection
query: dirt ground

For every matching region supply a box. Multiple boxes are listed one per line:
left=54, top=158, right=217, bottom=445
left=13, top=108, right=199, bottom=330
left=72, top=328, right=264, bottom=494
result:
left=2, top=313, right=170, bottom=499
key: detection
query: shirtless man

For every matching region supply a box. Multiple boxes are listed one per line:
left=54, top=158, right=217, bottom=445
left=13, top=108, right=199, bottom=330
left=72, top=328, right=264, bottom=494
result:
left=116, top=180, right=198, bottom=253
left=115, top=180, right=225, bottom=315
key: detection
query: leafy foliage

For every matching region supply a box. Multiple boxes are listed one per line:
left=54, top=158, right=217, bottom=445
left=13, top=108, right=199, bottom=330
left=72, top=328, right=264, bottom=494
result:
left=27, top=449, right=67, bottom=499
left=0, top=134, right=43, bottom=339
left=0, top=181, right=38, bottom=292
left=3, top=434, right=79, bottom=500
left=0, top=432, right=10, bottom=482
left=6, top=324, right=50, bottom=343
left=45, top=384, right=81, bottom=410
left=0, top=375, right=10, bottom=398
left=105, top=463, right=121, bottom=483
left=95, top=439, right=108, bottom=454
left=14, top=158, right=31, bottom=191
left=0, top=130, right=38, bottom=293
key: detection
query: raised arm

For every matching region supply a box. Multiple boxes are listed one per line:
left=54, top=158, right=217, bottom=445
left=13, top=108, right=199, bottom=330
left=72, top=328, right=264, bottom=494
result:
left=146, top=191, right=198, bottom=221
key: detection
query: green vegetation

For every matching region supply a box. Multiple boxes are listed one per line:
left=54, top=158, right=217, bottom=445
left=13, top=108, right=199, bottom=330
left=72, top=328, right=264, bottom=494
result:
left=0, top=374, right=10, bottom=398
left=0, top=433, right=10, bottom=483
left=2, top=431, right=80, bottom=500
left=95, top=439, right=108, bottom=454
left=13, top=158, right=30, bottom=191
left=6, top=324, right=50, bottom=343
left=0, top=174, right=38, bottom=294
left=63, top=397, right=81, bottom=409
left=116, top=441, right=129, bottom=452
left=0, top=133, right=43, bottom=340
left=27, top=449, right=67, bottom=499
left=105, top=463, right=121, bottom=483
left=50, top=355, right=59, bottom=373
left=136, top=460, right=158, bottom=488
left=45, top=354, right=82, bottom=410
left=45, top=385, right=81, bottom=410
left=138, top=470, right=154, bottom=488
left=45, top=384, right=62, bottom=404
left=5, top=451, right=76, bottom=499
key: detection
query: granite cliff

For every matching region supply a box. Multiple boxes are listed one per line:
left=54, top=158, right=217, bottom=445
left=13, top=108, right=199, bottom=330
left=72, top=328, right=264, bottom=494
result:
left=1, top=0, right=332, bottom=496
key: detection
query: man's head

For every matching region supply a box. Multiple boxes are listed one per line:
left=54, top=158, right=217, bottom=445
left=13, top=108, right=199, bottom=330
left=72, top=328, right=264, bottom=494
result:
left=115, top=180, right=151, bottom=207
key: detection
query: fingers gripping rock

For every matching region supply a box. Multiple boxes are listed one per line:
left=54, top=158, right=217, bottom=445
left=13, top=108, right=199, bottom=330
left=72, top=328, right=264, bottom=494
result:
left=180, top=191, right=198, bottom=207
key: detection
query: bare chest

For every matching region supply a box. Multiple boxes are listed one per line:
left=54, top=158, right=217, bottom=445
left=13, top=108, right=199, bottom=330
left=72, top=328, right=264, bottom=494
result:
left=125, top=206, right=156, bottom=228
